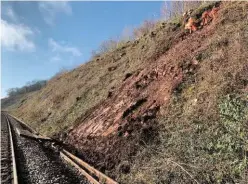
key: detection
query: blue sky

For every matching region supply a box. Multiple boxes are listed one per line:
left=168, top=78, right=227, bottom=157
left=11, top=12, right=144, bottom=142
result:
left=1, top=1, right=166, bottom=98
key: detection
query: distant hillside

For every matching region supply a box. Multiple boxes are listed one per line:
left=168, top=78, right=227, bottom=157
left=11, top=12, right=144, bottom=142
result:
left=6, top=80, right=46, bottom=97
left=2, top=94, right=25, bottom=110
left=1, top=80, right=46, bottom=110
left=8, top=2, right=248, bottom=183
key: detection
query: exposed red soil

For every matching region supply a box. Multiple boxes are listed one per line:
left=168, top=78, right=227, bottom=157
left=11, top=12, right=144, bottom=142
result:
left=6, top=2, right=248, bottom=182
left=65, top=9, right=220, bottom=175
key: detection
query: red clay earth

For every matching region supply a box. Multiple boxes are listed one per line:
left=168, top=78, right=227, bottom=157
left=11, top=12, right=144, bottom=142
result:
left=64, top=3, right=222, bottom=177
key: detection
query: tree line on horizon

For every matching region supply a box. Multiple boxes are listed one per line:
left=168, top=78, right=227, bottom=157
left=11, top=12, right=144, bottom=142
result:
left=7, top=80, right=47, bottom=97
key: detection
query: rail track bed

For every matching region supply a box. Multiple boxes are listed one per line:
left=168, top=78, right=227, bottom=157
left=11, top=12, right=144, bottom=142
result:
left=1, top=113, right=17, bottom=184
left=1, top=112, right=118, bottom=184
left=13, top=134, right=88, bottom=184
left=1, top=112, right=89, bottom=184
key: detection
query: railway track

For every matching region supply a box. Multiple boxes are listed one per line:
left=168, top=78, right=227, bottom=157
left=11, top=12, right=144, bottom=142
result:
left=1, top=112, right=118, bottom=184
left=1, top=113, right=18, bottom=184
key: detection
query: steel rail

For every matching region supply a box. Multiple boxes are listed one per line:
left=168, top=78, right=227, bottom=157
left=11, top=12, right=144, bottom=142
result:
left=60, top=151, right=100, bottom=184
left=7, top=113, right=39, bottom=135
left=6, top=113, right=119, bottom=184
left=4, top=114, right=19, bottom=184
left=61, top=149, right=118, bottom=184
left=8, top=114, right=51, bottom=140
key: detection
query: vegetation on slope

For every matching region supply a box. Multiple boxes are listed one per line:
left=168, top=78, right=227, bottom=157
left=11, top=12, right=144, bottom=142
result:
left=6, top=1, right=248, bottom=183
left=118, top=2, right=248, bottom=183
left=10, top=10, right=186, bottom=136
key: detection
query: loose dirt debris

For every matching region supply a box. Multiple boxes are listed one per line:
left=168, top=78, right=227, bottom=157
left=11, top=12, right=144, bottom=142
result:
left=64, top=3, right=224, bottom=178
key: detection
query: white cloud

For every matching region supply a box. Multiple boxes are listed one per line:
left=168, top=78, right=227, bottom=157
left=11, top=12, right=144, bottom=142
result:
left=49, top=38, right=82, bottom=57
left=1, top=19, right=35, bottom=52
left=39, top=1, right=72, bottom=25
left=3, top=6, right=18, bottom=22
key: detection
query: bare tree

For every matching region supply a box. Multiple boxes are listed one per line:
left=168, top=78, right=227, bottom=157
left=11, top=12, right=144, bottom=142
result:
left=161, top=1, right=172, bottom=20
left=133, top=20, right=156, bottom=39
left=99, top=39, right=118, bottom=53
left=183, top=1, right=202, bottom=11
left=171, top=1, right=184, bottom=17
left=160, top=1, right=203, bottom=20
left=121, top=26, right=134, bottom=41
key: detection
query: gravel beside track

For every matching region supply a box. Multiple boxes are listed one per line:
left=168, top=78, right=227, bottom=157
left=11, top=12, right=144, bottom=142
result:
left=14, top=135, right=88, bottom=184
left=4, top=113, right=89, bottom=184
left=1, top=114, right=13, bottom=184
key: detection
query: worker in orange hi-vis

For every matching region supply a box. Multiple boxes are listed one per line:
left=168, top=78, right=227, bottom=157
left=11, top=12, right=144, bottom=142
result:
left=183, top=9, right=198, bottom=34
left=185, top=17, right=198, bottom=34
left=182, top=9, right=192, bottom=26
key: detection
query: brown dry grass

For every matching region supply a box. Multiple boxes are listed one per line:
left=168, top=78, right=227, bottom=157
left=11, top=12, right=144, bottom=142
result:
left=10, top=12, right=183, bottom=137
left=117, top=2, right=248, bottom=183
left=6, top=1, right=248, bottom=183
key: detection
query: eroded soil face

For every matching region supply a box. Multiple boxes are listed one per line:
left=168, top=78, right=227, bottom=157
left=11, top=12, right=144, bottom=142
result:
left=65, top=13, right=219, bottom=173
left=6, top=1, right=248, bottom=182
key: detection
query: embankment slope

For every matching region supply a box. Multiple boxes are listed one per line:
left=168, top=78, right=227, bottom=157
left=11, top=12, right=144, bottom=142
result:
left=8, top=2, right=248, bottom=183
